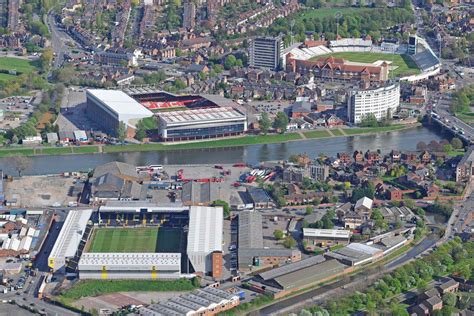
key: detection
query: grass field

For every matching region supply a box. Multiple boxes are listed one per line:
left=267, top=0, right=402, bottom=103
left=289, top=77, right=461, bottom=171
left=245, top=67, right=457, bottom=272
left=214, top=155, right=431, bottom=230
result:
left=88, top=228, right=159, bottom=253
left=302, top=130, right=331, bottom=139
left=0, top=57, right=38, bottom=74
left=312, top=52, right=420, bottom=77
left=298, top=7, right=372, bottom=20
left=331, top=129, right=344, bottom=136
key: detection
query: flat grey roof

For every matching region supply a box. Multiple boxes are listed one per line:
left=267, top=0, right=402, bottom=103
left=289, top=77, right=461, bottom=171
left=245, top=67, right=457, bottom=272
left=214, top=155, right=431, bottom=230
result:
left=273, top=259, right=347, bottom=290
left=158, top=107, right=245, bottom=125
left=258, top=255, right=326, bottom=281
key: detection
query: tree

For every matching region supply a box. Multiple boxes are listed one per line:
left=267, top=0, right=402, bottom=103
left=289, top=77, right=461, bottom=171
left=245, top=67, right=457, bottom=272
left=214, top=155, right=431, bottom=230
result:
left=282, top=236, right=297, bottom=248
left=450, top=138, right=463, bottom=150
left=273, top=229, right=284, bottom=240
left=259, top=112, right=271, bottom=135
left=306, top=206, right=313, bottom=215
left=224, top=55, right=237, bottom=70
left=13, top=155, right=31, bottom=177
left=116, top=122, right=127, bottom=143
left=39, top=48, right=54, bottom=72
left=443, top=144, right=453, bottom=153
left=212, top=200, right=230, bottom=218
left=191, top=277, right=200, bottom=287
left=273, top=111, right=289, bottom=133
left=442, top=292, right=457, bottom=307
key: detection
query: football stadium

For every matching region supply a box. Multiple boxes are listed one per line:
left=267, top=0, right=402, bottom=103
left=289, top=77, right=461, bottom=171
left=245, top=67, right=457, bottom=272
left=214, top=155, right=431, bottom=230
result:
left=86, top=88, right=247, bottom=141
left=49, top=204, right=224, bottom=280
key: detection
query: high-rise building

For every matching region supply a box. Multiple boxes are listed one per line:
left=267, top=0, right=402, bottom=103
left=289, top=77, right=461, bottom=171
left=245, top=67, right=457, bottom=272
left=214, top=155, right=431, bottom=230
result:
left=347, top=83, right=400, bottom=124
left=183, top=1, right=196, bottom=30
left=249, top=36, right=283, bottom=70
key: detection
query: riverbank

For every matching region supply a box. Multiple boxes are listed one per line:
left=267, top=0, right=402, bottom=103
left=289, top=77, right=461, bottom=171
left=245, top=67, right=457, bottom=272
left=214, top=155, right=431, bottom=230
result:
left=0, top=124, right=418, bottom=158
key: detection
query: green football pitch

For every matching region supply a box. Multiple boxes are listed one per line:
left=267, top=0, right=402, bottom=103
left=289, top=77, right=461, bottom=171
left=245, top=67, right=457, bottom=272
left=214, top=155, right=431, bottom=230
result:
left=88, top=228, right=159, bottom=253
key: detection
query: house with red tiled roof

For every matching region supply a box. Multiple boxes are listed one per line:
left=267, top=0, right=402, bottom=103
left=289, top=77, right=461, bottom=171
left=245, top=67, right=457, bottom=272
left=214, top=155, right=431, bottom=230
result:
left=286, top=55, right=389, bottom=82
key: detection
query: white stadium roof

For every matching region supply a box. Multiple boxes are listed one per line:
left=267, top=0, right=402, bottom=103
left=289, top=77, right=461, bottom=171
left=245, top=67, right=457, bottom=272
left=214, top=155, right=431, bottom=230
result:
left=86, top=89, right=153, bottom=117
left=158, top=107, right=246, bottom=127
left=187, top=206, right=223, bottom=255
left=50, top=209, right=93, bottom=261
left=79, top=252, right=181, bottom=270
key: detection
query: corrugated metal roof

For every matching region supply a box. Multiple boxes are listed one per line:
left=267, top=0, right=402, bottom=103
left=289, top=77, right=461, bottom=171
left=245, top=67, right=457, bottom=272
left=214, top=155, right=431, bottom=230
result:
left=258, top=255, right=326, bottom=281
left=187, top=206, right=223, bottom=254
left=238, top=211, right=263, bottom=249
left=273, top=259, right=347, bottom=290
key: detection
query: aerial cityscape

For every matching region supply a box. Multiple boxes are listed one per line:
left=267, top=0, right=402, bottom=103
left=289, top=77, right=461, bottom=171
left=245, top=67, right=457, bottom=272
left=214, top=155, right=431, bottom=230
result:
left=0, top=0, right=472, bottom=315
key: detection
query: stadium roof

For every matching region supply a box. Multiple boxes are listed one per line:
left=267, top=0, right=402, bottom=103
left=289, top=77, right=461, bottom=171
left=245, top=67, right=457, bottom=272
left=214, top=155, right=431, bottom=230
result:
left=79, top=253, right=181, bottom=270
left=158, top=107, right=246, bottom=126
left=99, top=201, right=188, bottom=213
left=187, top=206, right=223, bottom=254
left=238, top=211, right=263, bottom=249
left=86, top=89, right=153, bottom=117
left=303, top=228, right=351, bottom=239
left=49, top=209, right=93, bottom=261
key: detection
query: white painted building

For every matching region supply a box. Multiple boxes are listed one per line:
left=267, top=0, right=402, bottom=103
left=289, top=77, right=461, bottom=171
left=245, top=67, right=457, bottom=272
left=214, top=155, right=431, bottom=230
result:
left=186, top=206, right=223, bottom=274
left=79, top=253, right=181, bottom=280
left=48, top=209, right=93, bottom=272
left=347, top=83, right=400, bottom=124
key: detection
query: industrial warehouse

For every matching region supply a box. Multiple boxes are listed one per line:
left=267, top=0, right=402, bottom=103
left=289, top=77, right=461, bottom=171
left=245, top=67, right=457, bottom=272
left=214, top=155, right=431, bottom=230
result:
left=48, top=204, right=224, bottom=279
left=85, top=88, right=247, bottom=141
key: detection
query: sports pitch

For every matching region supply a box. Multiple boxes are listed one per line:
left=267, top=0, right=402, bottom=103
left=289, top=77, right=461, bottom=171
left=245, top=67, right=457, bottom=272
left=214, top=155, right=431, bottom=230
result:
left=88, top=227, right=159, bottom=253
left=312, top=52, right=420, bottom=77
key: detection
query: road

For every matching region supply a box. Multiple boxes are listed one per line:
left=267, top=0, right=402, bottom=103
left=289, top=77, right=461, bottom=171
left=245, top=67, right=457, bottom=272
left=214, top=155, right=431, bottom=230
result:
left=45, top=11, right=79, bottom=69
left=431, top=94, right=474, bottom=143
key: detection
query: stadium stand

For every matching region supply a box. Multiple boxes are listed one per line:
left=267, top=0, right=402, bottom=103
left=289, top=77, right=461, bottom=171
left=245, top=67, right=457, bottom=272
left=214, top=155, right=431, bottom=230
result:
left=412, top=49, right=440, bottom=72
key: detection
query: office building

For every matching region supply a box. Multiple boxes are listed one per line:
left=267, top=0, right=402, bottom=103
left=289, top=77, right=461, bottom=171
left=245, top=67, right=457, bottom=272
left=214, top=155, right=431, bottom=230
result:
left=250, top=36, right=283, bottom=70
left=302, top=228, right=351, bottom=247
left=347, top=83, right=400, bottom=124
left=183, top=1, right=196, bottom=29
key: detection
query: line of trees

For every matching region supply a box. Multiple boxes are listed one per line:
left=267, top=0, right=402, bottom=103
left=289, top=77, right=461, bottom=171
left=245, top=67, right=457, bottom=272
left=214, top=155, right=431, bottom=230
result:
left=302, top=238, right=473, bottom=315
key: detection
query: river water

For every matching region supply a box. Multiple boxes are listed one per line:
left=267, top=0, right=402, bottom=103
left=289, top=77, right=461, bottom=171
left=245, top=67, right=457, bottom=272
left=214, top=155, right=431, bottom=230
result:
left=0, top=126, right=446, bottom=176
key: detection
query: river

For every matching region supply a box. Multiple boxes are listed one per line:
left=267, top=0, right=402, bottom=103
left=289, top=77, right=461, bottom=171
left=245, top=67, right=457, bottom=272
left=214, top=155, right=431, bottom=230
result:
left=0, top=126, right=447, bottom=176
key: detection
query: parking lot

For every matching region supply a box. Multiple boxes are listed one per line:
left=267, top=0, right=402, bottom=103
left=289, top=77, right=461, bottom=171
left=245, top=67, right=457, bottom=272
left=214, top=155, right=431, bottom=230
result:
left=4, top=175, right=81, bottom=208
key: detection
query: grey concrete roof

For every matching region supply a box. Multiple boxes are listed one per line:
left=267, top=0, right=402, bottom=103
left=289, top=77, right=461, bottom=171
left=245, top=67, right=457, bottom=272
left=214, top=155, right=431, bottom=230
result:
left=272, top=259, right=347, bottom=290
left=258, top=255, right=326, bottom=281
left=238, top=211, right=263, bottom=249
